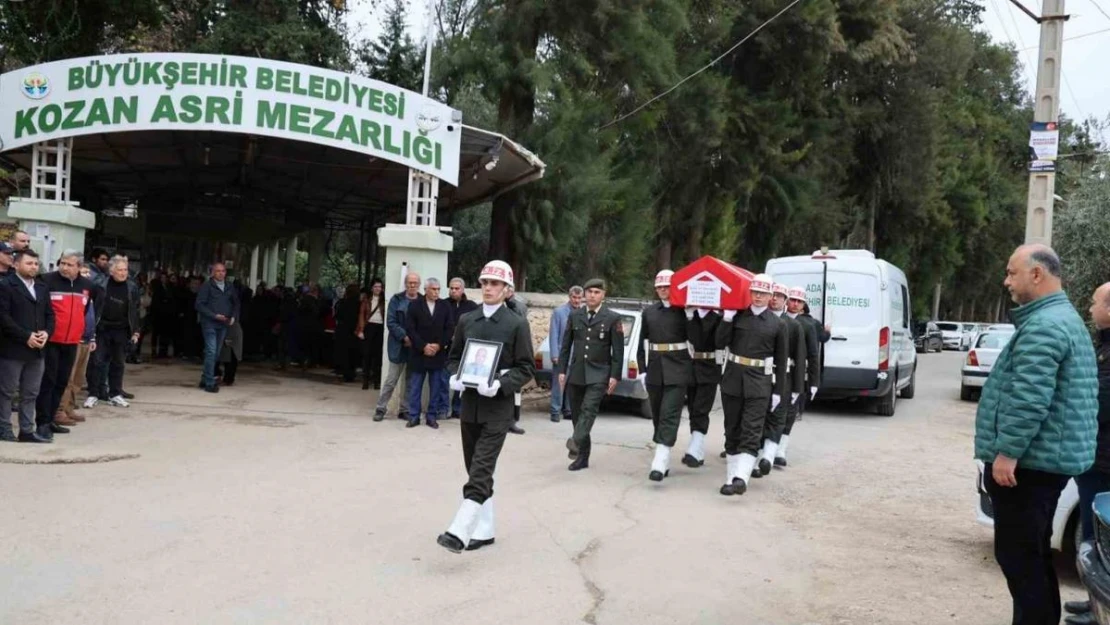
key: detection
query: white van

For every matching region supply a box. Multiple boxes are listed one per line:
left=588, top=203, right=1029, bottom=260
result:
left=765, top=250, right=917, bottom=416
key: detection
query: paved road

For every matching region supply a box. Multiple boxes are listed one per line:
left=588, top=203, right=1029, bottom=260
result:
left=0, top=352, right=1082, bottom=624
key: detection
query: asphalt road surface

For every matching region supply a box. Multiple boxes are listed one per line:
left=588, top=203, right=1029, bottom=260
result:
left=0, top=352, right=1082, bottom=624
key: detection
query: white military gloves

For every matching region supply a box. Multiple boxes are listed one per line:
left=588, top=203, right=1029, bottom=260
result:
left=810, top=386, right=818, bottom=400
left=477, top=378, right=501, bottom=398
left=770, top=394, right=781, bottom=412
left=791, top=392, right=800, bottom=405
left=449, top=374, right=465, bottom=392
left=685, top=307, right=695, bottom=320
left=723, top=310, right=736, bottom=322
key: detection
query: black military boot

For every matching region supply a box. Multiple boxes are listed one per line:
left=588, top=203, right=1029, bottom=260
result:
left=1066, top=601, right=1092, bottom=615
left=568, top=440, right=590, bottom=471
left=1065, top=613, right=1096, bottom=625
left=566, top=436, right=579, bottom=459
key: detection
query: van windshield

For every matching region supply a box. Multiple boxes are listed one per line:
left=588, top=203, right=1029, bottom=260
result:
left=936, top=323, right=960, bottom=332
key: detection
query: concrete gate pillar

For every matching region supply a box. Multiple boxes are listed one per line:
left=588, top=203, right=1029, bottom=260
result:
left=307, top=230, right=325, bottom=286
left=285, top=236, right=298, bottom=287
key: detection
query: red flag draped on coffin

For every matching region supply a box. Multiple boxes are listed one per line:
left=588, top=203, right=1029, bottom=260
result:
left=669, top=256, right=755, bottom=311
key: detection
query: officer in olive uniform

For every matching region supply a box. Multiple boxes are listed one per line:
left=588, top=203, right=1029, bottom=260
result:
left=714, top=274, right=789, bottom=496
left=437, top=261, right=535, bottom=553
left=776, top=286, right=821, bottom=468
left=755, top=283, right=807, bottom=478
left=558, top=278, right=623, bottom=471
left=637, top=270, right=694, bottom=482
left=682, top=306, right=721, bottom=468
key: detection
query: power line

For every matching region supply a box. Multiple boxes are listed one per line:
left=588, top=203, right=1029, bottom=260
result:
left=1020, top=26, right=1110, bottom=49
left=1089, top=0, right=1110, bottom=22
left=597, top=0, right=806, bottom=130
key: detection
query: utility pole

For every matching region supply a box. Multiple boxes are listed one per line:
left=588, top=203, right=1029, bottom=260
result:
left=1016, top=0, right=1067, bottom=246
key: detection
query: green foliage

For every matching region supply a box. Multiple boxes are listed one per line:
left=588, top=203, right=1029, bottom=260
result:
left=357, top=0, right=422, bottom=90
left=1055, top=155, right=1110, bottom=316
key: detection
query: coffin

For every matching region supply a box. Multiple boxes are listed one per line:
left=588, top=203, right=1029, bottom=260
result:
left=669, top=256, right=754, bottom=311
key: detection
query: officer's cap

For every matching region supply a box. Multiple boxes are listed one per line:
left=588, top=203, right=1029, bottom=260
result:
left=583, top=278, right=607, bottom=291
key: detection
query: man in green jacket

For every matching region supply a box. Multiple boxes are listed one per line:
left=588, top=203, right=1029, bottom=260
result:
left=976, top=244, right=1098, bottom=625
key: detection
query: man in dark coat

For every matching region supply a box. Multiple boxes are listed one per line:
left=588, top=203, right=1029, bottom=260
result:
left=195, top=263, right=240, bottom=393
left=446, top=277, right=479, bottom=418
left=714, top=273, right=789, bottom=497
left=404, top=278, right=454, bottom=428
left=558, top=278, right=623, bottom=471
left=683, top=305, right=721, bottom=468
left=1066, top=282, right=1110, bottom=624
left=0, top=249, right=54, bottom=443
left=638, top=270, right=693, bottom=482
left=437, top=260, right=534, bottom=553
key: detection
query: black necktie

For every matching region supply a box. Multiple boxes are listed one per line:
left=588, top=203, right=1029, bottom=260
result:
left=588, top=310, right=595, bottom=322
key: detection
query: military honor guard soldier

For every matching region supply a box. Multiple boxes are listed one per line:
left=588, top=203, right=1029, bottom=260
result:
left=637, top=270, right=694, bottom=482
left=714, top=274, right=789, bottom=496
left=755, top=282, right=807, bottom=478
left=437, top=261, right=535, bottom=553
left=682, top=304, right=722, bottom=468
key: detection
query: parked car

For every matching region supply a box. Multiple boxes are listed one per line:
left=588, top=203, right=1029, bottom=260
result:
left=958, top=323, right=980, bottom=351
left=986, top=323, right=1016, bottom=332
left=960, top=331, right=1014, bottom=401
left=936, top=321, right=963, bottom=350
left=1077, top=492, right=1110, bottom=624
left=533, top=303, right=653, bottom=418
left=766, top=249, right=917, bottom=417
left=976, top=460, right=1080, bottom=560
left=914, top=321, right=943, bottom=353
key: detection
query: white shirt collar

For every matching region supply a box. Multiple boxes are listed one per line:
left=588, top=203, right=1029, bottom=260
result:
left=482, top=303, right=502, bottom=318
left=787, top=312, right=798, bottom=319
left=751, top=305, right=768, bottom=316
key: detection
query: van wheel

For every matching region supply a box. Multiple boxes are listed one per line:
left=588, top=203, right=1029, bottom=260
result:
left=900, top=364, right=916, bottom=399
left=960, top=385, right=974, bottom=401
left=876, top=373, right=897, bottom=417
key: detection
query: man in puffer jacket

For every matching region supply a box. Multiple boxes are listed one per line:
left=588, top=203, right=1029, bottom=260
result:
left=975, top=244, right=1098, bottom=625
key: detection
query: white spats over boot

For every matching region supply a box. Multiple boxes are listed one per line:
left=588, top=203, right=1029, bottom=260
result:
left=437, top=499, right=482, bottom=553
left=735, top=453, right=757, bottom=492
left=720, top=454, right=748, bottom=496
left=467, top=498, right=496, bottom=551
left=649, top=444, right=671, bottom=481
left=682, top=431, right=706, bottom=467
left=774, top=434, right=790, bottom=467
left=757, top=440, right=778, bottom=476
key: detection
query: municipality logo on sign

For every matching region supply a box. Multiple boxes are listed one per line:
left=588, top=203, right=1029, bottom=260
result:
left=21, top=72, right=49, bottom=99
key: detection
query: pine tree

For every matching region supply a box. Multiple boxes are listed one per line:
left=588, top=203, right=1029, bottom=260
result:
left=360, top=0, right=422, bottom=91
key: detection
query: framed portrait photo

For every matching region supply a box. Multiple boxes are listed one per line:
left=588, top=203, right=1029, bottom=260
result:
left=459, top=339, right=502, bottom=388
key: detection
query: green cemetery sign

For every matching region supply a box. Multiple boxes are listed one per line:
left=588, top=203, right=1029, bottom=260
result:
left=0, top=53, right=463, bottom=185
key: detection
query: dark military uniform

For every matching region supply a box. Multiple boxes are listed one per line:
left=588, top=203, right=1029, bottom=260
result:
left=761, top=311, right=806, bottom=453
left=786, top=312, right=821, bottom=433
left=685, top=309, right=722, bottom=436
left=447, top=304, right=535, bottom=503
left=558, top=305, right=623, bottom=461
left=714, top=307, right=788, bottom=457
left=638, top=303, right=693, bottom=447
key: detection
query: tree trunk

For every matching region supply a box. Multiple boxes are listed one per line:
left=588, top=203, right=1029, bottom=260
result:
left=655, top=237, right=673, bottom=273
left=932, top=283, right=941, bottom=320
left=955, top=302, right=964, bottom=321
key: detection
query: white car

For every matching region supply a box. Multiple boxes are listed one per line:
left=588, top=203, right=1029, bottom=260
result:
left=958, top=323, right=980, bottom=351
left=936, top=321, right=963, bottom=350
left=960, top=331, right=1014, bottom=401
left=976, top=460, right=1080, bottom=555
left=533, top=306, right=652, bottom=417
